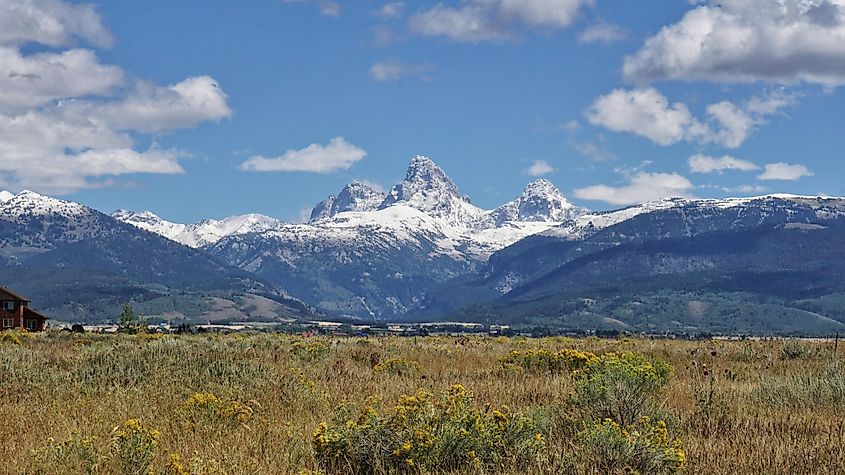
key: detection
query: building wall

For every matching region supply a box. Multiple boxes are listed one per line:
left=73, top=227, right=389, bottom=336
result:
left=0, top=306, right=22, bottom=329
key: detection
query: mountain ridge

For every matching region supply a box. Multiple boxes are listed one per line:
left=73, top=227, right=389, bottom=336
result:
left=4, top=157, right=845, bottom=331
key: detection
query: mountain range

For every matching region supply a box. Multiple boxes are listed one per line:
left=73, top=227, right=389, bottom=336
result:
left=3, top=156, right=845, bottom=335
left=115, top=156, right=584, bottom=317
left=0, top=190, right=314, bottom=323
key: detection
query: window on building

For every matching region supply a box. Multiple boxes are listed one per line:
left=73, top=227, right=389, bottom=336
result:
left=2, top=318, right=12, bottom=328
left=26, top=319, right=37, bottom=330
left=3, top=301, right=14, bottom=311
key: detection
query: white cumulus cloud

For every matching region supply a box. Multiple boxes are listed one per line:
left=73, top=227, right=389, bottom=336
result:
left=624, top=0, right=845, bottom=86
left=0, top=0, right=113, bottom=47
left=586, top=88, right=795, bottom=148
left=757, top=162, right=814, bottom=180
left=586, top=88, right=695, bottom=146
left=409, top=0, right=592, bottom=43
left=525, top=160, right=555, bottom=176
left=81, top=76, right=232, bottom=133
left=0, top=47, right=123, bottom=111
left=239, top=137, right=367, bottom=173
left=688, top=154, right=759, bottom=173
left=574, top=172, right=695, bottom=206
left=0, top=0, right=232, bottom=194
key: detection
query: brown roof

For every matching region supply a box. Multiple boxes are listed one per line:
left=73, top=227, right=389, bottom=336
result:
left=23, top=306, right=47, bottom=320
left=0, top=287, right=31, bottom=303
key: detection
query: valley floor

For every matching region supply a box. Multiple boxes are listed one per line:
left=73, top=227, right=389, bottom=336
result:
left=1, top=332, right=843, bottom=474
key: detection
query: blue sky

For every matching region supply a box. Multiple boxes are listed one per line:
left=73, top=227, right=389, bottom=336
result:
left=2, top=0, right=845, bottom=222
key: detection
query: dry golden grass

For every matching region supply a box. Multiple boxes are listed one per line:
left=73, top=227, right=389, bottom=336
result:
left=1, top=332, right=843, bottom=474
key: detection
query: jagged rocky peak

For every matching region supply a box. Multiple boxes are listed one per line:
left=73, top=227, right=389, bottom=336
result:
left=517, top=179, right=585, bottom=221
left=309, top=181, right=385, bottom=222
left=310, top=195, right=337, bottom=222
left=381, top=155, right=465, bottom=208
left=336, top=181, right=385, bottom=213
left=379, top=155, right=482, bottom=229
left=489, top=179, right=588, bottom=224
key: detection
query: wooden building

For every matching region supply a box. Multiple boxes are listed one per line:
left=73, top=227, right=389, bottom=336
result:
left=0, top=287, right=47, bottom=332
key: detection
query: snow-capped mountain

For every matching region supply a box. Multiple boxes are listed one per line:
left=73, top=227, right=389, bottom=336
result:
left=545, top=194, right=845, bottom=241
left=5, top=169, right=845, bottom=331
left=113, top=209, right=282, bottom=248
left=412, top=193, right=845, bottom=328
left=485, top=179, right=588, bottom=226
left=310, top=181, right=385, bottom=222
left=0, top=190, right=110, bottom=247
left=114, top=156, right=577, bottom=256
left=211, top=205, right=485, bottom=317
left=202, top=156, right=588, bottom=318
left=0, top=190, right=313, bottom=322
left=380, top=155, right=485, bottom=230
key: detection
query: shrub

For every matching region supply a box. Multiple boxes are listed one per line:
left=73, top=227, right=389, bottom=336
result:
left=0, top=329, right=32, bottom=346
left=110, top=419, right=159, bottom=475
left=291, top=340, right=330, bottom=361
left=180, top=392, right=255, bottom=430
left=372, top=357, right=421, bottom=376
left=313, top=384, right=548, bottom=473
left=574, top=352, right=672, bottom=427
left=501, top=349, right=595, bottom=374
left=575, top=417, right=685, bottom=475
left=163, top=453, right=191, bottom=475
left=780, top=340, right=814, bottom=360
left=38, top=434, right=99, bottom=474
left=759, top=359, right=845, bottom=409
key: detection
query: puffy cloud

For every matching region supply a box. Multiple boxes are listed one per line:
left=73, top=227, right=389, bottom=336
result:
left=239, top=137, right=367, bottom=173
left=79, top=76, right=232, bottom=133
left=0, top=136, right=186, bottom=194
left=757, top=162, right=814, bottom=180
left=688, top=154, right=759, bottom=173
left=409, top=0, right=592, bottom=42
left=0, top=0, right=231, bottom=194
left=586, top=88, right=795, bottom=148
left=369, top=60, right=434, bottom=81
left=525, top=160, right=555, bottom=176
left=578, top=19, right=626, bottom=43
left=623, top=0, right=845, bottom=86
left=0, top=47, right=123, bottom=111
left=0, top=0, right=112, bottom=47
left=586, top=88, right=697, bottom=146
left=574, top=172, right=695, bottom=205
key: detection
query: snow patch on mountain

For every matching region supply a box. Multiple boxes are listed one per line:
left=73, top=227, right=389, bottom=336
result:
left=546, top=195, right=845, bottom=240
left=0, top=191, right=14, bottom=203
left=113, top=210, right=282, bottom=248
left=1, top=190, right=92, bottom=221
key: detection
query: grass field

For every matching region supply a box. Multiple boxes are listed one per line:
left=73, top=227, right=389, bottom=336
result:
left=1, top=331, right=844, bottom=474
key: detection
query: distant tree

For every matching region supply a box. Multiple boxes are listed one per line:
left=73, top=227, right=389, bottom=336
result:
left=118, top=303, right=145, bottom=334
